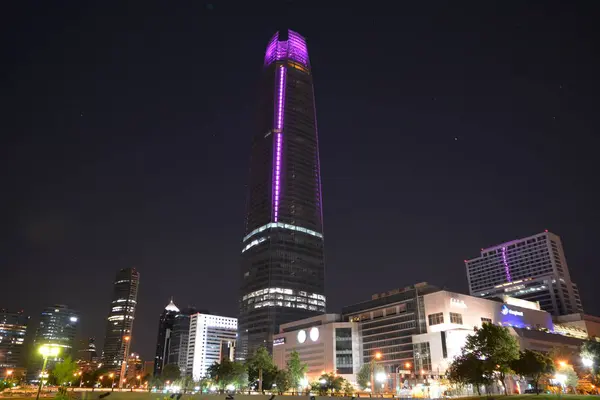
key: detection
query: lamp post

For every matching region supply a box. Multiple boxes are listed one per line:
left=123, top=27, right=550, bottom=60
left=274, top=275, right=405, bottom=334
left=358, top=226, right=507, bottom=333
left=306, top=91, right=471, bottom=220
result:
left=6, top=370, right=13, bottom=381
left=109, top=373, right=115, bottom=391
left=36, top=344, right=60, bottom=400
left=370, top=352, right=382, bottom=396
left=137, top=375, right=141, bottom=389
left=396, top=362, right=411, bottom=394
left=96, top=375, right=104, bottom=391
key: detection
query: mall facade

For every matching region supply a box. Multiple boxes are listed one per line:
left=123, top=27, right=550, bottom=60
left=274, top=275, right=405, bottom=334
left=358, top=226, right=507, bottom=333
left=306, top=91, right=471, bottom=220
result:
left=272, top=283, right=594, bottom=393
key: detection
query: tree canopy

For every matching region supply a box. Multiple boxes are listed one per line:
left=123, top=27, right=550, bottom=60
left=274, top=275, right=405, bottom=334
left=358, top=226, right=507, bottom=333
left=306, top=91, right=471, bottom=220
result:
left=286, top=350, right=307, bottom=393
left=247, top=346, right=273, bottom=392
left=207, top=359, right=247, bottom=391
left=462, top=323, right=520, bottom=395
left=51, top=356, right=78, bottom=387
left=161, top=363, right=181, bottom=382
left=511, top=350, right=555, bottom=394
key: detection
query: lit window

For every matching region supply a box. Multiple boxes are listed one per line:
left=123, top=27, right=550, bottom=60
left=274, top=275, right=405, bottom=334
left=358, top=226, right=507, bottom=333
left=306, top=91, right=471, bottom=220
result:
left=428, top=313, right=444, bottom=326
left=450, top=313, right=463, bottom=324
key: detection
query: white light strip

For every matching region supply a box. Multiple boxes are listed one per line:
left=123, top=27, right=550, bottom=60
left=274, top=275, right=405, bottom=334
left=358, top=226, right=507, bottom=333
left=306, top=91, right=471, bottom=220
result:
left=241, top=237, right=267, bottom=253
left=243, top=222, right=323, bottom=243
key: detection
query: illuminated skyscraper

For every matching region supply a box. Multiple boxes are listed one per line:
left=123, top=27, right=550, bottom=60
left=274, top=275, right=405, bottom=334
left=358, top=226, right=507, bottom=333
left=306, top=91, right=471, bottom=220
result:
left=465, top=231, right=583, bottom=316
left=0, top=309, right=28, bottom=374
left=238, top=30, right=326, bottom=358
left=153, top=298, right=179, bottom=376
left=101, top=268, right=139, bottom=373
left=28, top=305, right=78, bottom=382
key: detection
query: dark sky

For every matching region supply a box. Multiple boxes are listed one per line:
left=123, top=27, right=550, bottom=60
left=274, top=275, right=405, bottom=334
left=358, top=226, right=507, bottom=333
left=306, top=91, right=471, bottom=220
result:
left=2, top=1, right=599, bottom=362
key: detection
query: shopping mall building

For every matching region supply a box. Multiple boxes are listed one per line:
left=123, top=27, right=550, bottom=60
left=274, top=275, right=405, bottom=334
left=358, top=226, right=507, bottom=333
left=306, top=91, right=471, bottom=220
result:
left=272, top=283, right=593, bottom=395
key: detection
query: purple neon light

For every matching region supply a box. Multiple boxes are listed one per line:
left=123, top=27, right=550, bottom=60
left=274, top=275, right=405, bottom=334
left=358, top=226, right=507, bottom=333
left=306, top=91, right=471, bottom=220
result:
left=501, top=246, right=512, bottom=282
left=272, top=65, right=286, bottom=222
left=264, top=30, right=310, bottom=67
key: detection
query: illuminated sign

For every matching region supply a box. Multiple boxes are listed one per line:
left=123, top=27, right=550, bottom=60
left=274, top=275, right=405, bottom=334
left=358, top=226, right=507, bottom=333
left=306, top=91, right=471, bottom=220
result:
left=501, top=304, right=523, bottom=317
left=309, top=327, right=319, bottom=342
left=450, top=298, right=467, bottom=308
left=273, top=337, right=286, bottom=346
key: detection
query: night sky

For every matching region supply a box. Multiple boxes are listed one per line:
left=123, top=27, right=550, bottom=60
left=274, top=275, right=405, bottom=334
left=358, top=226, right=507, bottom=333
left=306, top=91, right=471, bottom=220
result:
left=2, top=2, right=599, bottom=362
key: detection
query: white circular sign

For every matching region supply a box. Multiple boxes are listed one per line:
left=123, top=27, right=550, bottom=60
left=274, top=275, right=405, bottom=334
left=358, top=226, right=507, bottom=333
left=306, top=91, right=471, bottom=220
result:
left=297, top=329, right=307, bottom=343
left=309, top=327, right=319, bottom=342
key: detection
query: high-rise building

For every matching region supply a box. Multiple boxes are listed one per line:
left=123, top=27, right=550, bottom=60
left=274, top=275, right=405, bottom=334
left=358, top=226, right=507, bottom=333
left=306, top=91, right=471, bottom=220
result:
left=167, top=306, right=198, bottom=376
left=101, top=268, right=140, bottom=373
left=153, top=298, right=179, bottom=376
left=126, top=352, right=143, bottom=381
left=186, top=313, right=237, bottom=380
left=465, top=231, right=583, bottom=316
left=0, top=309, right=28, bottom=374
left=238, top=29, right=326, bottom=358
left=29, top=305, right=78, bottom=382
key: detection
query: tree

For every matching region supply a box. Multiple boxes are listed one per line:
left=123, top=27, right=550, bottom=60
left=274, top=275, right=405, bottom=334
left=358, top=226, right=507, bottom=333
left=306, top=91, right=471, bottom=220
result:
left=511, top=350, right=554, bottom=394
left=207, top=359, right=247, bottom=392
left=581, top=340, right=600, bottom=383
left=161, top=363, right=181, bottom=382
left=273, top=368, right=290, bottom=394
left=317, top=372, right=346, bottom=395
left=286, top=350, right=307, bottom=394
left=247, top=346, right=273, bottom=392
left=52, top=356, right=78, bottom=387
left=462, top=323, right=520, bottom=395
left=447, top=353, right=492, bottom=396
left=343, top=381, right=355, bottom=396
left=356, top=362, right=384, bottom=390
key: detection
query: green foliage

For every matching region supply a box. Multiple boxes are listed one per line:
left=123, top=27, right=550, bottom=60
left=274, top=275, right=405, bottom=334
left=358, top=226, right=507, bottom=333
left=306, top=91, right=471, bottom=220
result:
left=207, top=359, right=247, bottom=391
left=51, top=356, right=78, bottom=387
left=462, top=323, right=520, bottom=395
left=511, top=350, right=555, bottom=393
left=316, top=372, right=346, bottom=395
left=447, top=353, right=491, bottom=395
left=246, top=346, right=273, bottom=392
left=161, top=363, right=181, bottom=382
left=582, top=340, right=600, bottom=383
left=273, top=368, right=290, bottom=393
left=286, top=350, right=307, bottom=393
left=343, top=381, right=355, bottom=396
left=356, top=362, right=384, bottom=390
left=556, top=364, right=579, bottom=391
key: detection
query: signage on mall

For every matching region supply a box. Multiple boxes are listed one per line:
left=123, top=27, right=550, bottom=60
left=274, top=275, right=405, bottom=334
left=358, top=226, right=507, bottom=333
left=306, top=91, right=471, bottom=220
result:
left=273, top=337, right=286, bottom=346
left=501, top=304, right=523, bottom=317
left=450, top=298, right=467, bottom=308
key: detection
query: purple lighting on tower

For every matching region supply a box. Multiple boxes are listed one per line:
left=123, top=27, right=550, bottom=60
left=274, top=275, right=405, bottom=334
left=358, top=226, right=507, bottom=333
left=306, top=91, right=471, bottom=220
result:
left=264, top=30, right=310, bottom=67
left=502, top=246, right=512, bottom=282
left=272, top=65, right=286, bottom=222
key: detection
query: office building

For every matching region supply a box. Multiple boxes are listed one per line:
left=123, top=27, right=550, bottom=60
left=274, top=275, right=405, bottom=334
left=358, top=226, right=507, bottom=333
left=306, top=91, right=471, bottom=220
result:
left=143, top=361, right=154, bottom=378
left=239, top=29, right=326, bottom=358
left=186, top=313, right=237, bottom=380
left=126, top=352, right=143, bottom=381
left=465, top=231, right=583, bottom=316
left=168, top=306, right=198, bottom=375
left=272, top=314, right=361, bottom=384
left=29, top=305, right=79, bottom=382
left=101, top=267, right=140, bottom=373
left=554, top=313, right=600, bottom=339
left=0, top=309, right=28, bottom=375
left=341, top=283, right=440, bottom=389
left=153, top=298, right=179, bottom=376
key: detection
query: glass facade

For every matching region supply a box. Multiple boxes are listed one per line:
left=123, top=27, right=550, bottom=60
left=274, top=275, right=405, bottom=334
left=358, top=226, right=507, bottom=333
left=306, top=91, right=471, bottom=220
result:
left=238, top=30, right=325, bottom=358
left=101, top=268, right=139, bottom=372
left=0, top=310, right=28, bottom=372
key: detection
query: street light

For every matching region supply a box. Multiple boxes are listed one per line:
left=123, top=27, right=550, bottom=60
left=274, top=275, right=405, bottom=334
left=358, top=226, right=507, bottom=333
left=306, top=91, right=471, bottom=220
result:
left=370, top=352, right=383, bottom=395
left=109, top=373, right=115, bottom=392
left=36, top=344, right=61, bottom=400
left=558, top=361, right=567, bottom=368
left=137, top=375, right=141, bottom=388
left=583, top=357, right=594, bottom=368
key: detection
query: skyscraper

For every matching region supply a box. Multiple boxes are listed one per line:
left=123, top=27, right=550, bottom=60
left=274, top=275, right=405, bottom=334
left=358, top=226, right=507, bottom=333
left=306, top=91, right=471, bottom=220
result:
left=101, top=268, right=139, bottom=373
left=465, top=231, right=583, bottom=316
left=186, top=313, right=237, bottom=380
left=238, top=30, right=326, bottom=358
left=167, top=306, right=197, bottom=376
left=153, top=298, right=179, bottom=376
left=28, top=305, right=78, bottom=382
left=0, top=309, right=28, bottom=374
